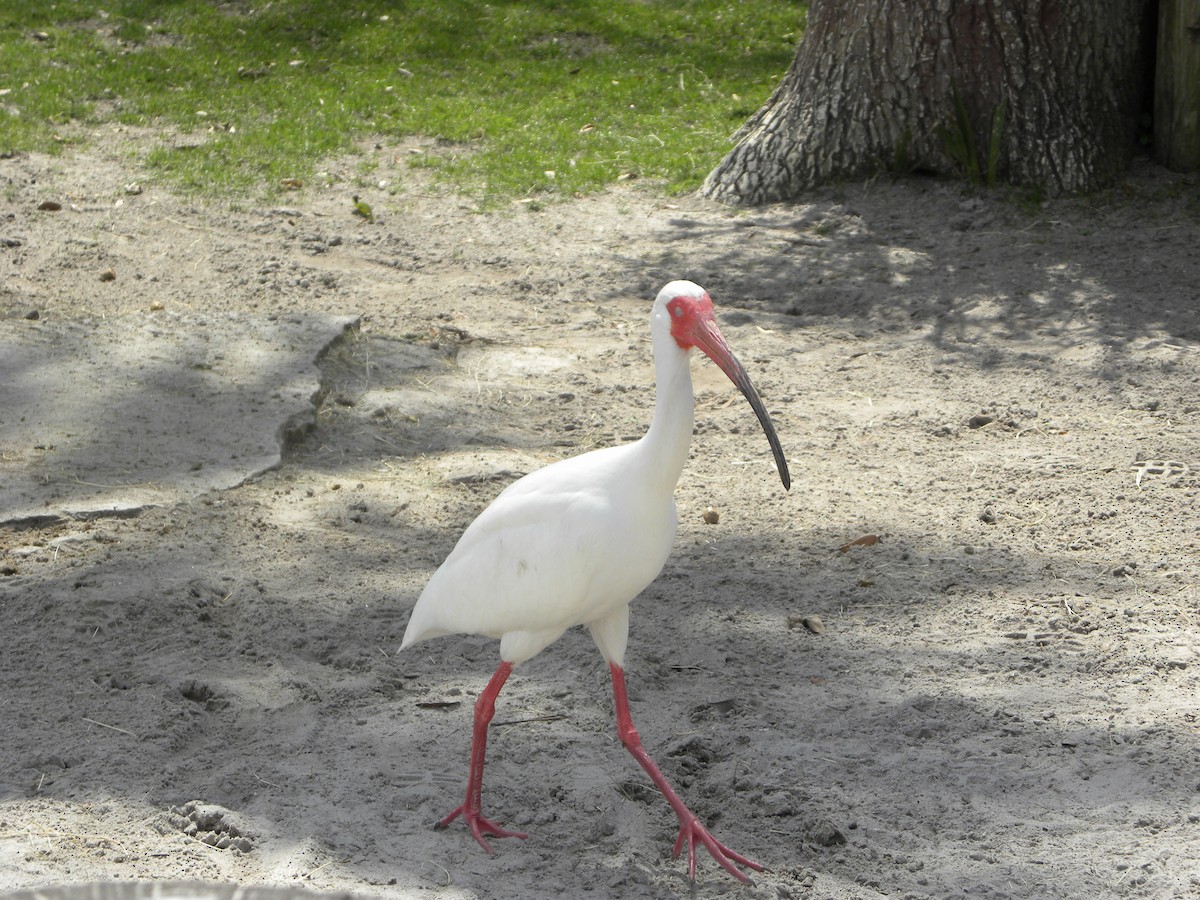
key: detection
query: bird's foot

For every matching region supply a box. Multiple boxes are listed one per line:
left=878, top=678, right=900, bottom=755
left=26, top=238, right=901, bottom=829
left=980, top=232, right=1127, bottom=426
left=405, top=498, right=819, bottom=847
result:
left=671, top=812, right=764, bottom=884
left=437, top=803, right=529, bottom=854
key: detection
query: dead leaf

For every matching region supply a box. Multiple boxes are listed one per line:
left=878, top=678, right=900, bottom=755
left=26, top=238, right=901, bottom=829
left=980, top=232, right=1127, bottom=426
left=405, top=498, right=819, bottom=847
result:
left=416, top=701, right=461, bottom=711
left=837, top=534, right=879, bottom=553
left=37, top=200, right=62, bottom=211
left=787, top=615, right=826, bottom=634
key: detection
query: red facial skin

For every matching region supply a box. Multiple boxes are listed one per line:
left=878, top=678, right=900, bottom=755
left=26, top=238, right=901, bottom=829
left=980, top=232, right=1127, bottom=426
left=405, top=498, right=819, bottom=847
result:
left=666, top=291, right=791, bottom=491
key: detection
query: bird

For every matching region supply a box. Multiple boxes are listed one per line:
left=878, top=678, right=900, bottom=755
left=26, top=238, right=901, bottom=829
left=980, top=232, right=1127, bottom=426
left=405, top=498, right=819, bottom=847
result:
left=351, top=194, right=374, bottom=222
left=400, top=280, right=790, bottom=883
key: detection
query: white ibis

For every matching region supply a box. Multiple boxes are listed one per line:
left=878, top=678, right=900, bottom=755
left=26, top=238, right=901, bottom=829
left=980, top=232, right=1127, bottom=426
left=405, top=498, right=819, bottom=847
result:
left=401, top=281, right=790, bottom=882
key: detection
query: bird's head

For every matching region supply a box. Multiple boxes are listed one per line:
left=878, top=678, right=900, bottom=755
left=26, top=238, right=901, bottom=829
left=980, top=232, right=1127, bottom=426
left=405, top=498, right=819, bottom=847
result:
left=654, top=280, right=717, bottom=353
left=652, top=281, right=791, bottom=491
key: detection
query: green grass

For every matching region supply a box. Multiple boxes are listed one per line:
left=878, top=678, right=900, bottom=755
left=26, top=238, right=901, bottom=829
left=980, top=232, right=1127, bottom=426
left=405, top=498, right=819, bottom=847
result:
left=934, top=82, right=1007, bottom=188
left=0, top=1, right=804, bottom=204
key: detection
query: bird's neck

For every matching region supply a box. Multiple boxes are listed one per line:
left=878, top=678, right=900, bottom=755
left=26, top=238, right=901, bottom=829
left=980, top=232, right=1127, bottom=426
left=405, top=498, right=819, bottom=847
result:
left=639, top=341, right=695, bottom=493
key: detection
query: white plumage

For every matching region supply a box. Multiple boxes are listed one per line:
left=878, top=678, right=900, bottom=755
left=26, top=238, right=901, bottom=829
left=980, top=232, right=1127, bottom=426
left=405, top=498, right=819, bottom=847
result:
left=401, top=281, right=789, bottom=883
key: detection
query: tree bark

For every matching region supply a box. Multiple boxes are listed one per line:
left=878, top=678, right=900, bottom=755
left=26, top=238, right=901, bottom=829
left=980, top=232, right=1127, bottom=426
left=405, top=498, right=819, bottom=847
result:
left=702, top=0, right=1152, bottom=205
left=1155, top=0, right=1200, bottom=171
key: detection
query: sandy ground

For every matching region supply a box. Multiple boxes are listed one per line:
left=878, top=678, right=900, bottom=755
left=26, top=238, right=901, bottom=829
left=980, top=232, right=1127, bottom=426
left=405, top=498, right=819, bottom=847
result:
left=1, top=136, right=1198, bottom=900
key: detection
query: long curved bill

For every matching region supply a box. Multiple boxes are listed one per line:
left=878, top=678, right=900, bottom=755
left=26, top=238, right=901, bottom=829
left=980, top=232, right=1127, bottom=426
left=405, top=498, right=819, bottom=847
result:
left=692, top=319, right=791, bottom=491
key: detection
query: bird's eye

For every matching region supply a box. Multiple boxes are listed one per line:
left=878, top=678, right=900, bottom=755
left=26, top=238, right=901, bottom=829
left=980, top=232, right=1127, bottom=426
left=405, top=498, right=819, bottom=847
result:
left=672, top=304, right=683, bottom=317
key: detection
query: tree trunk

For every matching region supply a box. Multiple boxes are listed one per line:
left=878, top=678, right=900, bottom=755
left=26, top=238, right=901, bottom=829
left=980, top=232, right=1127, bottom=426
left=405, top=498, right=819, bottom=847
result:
left=702, top=0, right=1153, bottom=205
left=1155, top=0, right=1200, bottom=171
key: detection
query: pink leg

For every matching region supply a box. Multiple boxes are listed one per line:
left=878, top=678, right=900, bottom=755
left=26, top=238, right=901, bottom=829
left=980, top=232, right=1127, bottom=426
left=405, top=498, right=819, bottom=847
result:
left=609, top=662, right=763, bottom=883
left=437, top=661, right=529, bottom=852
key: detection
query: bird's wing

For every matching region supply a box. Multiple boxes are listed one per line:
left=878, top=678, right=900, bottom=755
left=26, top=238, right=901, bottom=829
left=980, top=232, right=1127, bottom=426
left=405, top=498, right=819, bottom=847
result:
left=407, top=487, right=606, bottom=636
left=403, top=446, right=673, bottom=654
